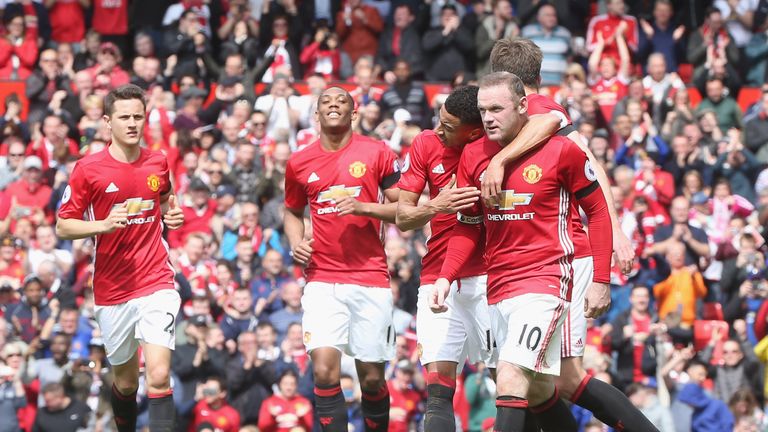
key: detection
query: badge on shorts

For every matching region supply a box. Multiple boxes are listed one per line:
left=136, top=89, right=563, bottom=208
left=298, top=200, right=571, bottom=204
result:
left=522, top=164, right=542, bottom=184
left=349, top=161, right=367, bottom=178
left=147, top=174, right=161, bottom=192
left=303, top=331, right=312, bottom=344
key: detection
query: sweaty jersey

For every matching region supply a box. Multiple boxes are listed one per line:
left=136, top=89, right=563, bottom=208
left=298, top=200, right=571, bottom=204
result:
left=455, top=136, right=598, bottom=303
left=284, top=134, right=399, bottom=288
left=526, top=93, right=591, bottom=259
left=398, top=130, right=485, bottom=285
left=58, top=147, right=175, bottom=306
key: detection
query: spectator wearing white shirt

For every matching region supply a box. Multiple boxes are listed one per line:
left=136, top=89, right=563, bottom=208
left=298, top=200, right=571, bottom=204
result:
left=27, top=225, right=72, bottom=276
left=715, top=0, right=759, bottom=47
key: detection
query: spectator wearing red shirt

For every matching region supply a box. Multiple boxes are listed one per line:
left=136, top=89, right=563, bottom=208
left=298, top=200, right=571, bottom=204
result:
left=189, top=376, right=241, bottom=432
left=588, top=27, right=631, bottom=124
left=177, top=233, right=219, bottom=297
left=388, top=360, right=423, bottom=432
left=335, top=0, right=384, bottom=65
left=0, top=4, right=38, bottom=80
left=91, top=0, right=129, bottom=46
left=25, top=114, right=79, bottom=172
left=610, top=285, right=658, bottom=390
left=168, top=178, right=216, bottom=248
left=0, top=234, right=25, bottom=288
left=85, top=43, right=130, bottom=90
left=2, top=156, right=52, bottom=226
left=586, top=0, right=639, bottom=65
left=300, top=28, right=342, bottom=81
left=46, top=0, right=87, bottom=45
left=258, top=370, right=313, bottom=432
left=633, top=152, right=676, bottom=209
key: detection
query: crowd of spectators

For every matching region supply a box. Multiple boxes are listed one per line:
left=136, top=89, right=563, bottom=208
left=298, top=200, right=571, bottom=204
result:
left=1, top=0, right=768, bottom=431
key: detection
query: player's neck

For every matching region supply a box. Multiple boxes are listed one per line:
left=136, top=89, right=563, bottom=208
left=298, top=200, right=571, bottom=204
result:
left=319, top=128, right=353, bottom=152
left=108, top=140, right=141, bottom=163
left=524, top=86, right=539, bottom=96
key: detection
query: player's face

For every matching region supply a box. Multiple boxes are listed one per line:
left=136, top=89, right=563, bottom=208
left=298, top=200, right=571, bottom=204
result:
left=106, top=99, right=146, bottom=147
left=316, top=88, right=356, bottom=132
left=478, top=84, right=527, bottom=145
left=435, top=105, right=470, bottom=148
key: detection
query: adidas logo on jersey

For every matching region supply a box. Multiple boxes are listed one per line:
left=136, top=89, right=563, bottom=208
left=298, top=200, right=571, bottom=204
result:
left=105, top=182, right=120, bottom=193
left=432, top=164, right=445, bottom=174
left=308, top=172, right=320, bottom=183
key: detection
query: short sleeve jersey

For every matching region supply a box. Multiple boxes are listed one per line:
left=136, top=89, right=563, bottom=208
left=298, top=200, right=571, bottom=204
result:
left=284, top=134, right=399, bottom=288
left=456, top=135, right=597, bottom=304
left=397, top=130, right=485, bottom=285
left=526, top=93, right=591, bottom=259
left=57, top=147, right=175, bottom=306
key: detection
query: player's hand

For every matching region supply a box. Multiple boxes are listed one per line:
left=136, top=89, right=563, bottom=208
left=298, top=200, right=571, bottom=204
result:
left=429, top=174, right=481, bottom=214
left=163, top=195, right=184, bottom=230
left=429, top=278, right=451, bottom=313
left=613, top=230, right=634, bottom=275
left=584, top=282, right=611, bottom=319
left=334, top=196, right=366, bottom=217
left=291, top=238, right=314, bottom=266
left=481, top=158, right=505, bottom=208
left=102, top=202, right=129, bottom=233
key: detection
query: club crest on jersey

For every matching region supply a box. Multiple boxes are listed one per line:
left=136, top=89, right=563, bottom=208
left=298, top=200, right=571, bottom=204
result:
left=522, top=164, right=542, bottom=184
left=317, top=185, right=363, bottom=203
left=304, top=332, right=311, bottom=344
left=493, top=190, right=534, bottom=210
left=349, top=161, right=367, bottom=178
left=147, top=174, right=161, bottom=192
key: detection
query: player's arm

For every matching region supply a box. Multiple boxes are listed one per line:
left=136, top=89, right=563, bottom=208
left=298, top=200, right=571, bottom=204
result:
left=284, top=206, right=313, bottom=266
left=481, top=112, right=565, bottom=204
left=337, top=150, right=402, bottom=223
left=396, top=175, right=481, bottom=231
left=568, top=131, right=634, bottom=275
left=56, top=205, right=129, bottom=240
left=431, top=219, right=483, bottom=313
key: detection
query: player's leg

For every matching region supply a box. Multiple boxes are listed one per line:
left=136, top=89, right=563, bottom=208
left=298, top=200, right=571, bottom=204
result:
left=495, top=361, right=533, bottom=431
left=556, top=258, right=659, bottom=432
left=528, top=373, right=578, bottom=432
left=348, top=285, right=396, bottom=432
left=94, top=302, right=140, bottom=432
left=143, top=343, right=175, bottom=432
left=134, top=289, right=181, bottom=432
left=424, top=361, right=459, bottom=431
left=302, top=282, right=350, bottom=432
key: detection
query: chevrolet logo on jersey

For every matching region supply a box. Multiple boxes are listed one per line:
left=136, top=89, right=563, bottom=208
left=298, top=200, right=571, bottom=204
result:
left=113, top=198, right=155, bottom=216
left=317, top=185, right=363, bottom=203
left=492, top=190, right=534, bottom=210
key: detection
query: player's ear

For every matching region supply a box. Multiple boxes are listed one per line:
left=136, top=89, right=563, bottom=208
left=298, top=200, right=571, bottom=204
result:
left=518, top=96, right=528, bottom=115
left=468, top=127, right=484, bottom=141
left=313, top=110, right=319, bottom=124
left=102, top=114, right=111, bottom=128
left=351, top=107, right=358, bottom=122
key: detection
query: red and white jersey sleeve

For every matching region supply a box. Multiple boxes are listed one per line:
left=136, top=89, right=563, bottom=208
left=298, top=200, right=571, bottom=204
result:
left=398, top=131, right=485, bottom=284
left=58, top=147, right=175, bottom=306
left=284, top=134, right=399, bottom=288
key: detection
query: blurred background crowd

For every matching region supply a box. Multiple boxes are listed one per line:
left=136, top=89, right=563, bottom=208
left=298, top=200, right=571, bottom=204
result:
left=1, top=0, right=768, bottom=431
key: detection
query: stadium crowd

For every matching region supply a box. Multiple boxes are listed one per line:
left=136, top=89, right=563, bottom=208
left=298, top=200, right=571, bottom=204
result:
left=0, top=0, right=768, bottom=431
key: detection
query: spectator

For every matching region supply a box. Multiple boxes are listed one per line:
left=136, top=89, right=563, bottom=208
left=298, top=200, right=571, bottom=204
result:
left=702, top=337, right=763, bottom=404
left=251, top=249, right=291, bottom=317
left=687, top=8, right=740, bottom=82
left=588, top=27, right=631, bottom=124
left=714, top=128, right=760, bottom=203
left=744, top=90, right=768, bottom=163
left=258, top=15, right=302, bottom=83
left=72, top=29, right=100, bottom=72
left=257, top=369, right=313, bottom=432
left=0, top=357, right=26, bottom=432
left=27, top=114, right=79, bottom=173
left=642, top=54, right=685, bottom=118
left=610, top=285, right=657, bottom=389
left=217, top=1, right=260, bottom=66
left=625, top=382, right=676, bottom=432
left=335, top=0, right=384, bottom=65
left=177, top=233, right=218, bottom=298
left=387, top=359, right=423, bottom=432
left=422, top=4, right=474, bottom=82
left=648, top=197, right=711, bottom=277
left=341, top=373, right=365, bottom=432
left=380, top=59, right=431, bottom=129
left=349, top=64, right=384, bottom=107
left=693, top=49, right=743, bottom=98
left=7, top=276, right=50, bottom=344
left=55, top=307, right=92, bottom=360
left=254, top=141, right=290, bottom=205
left=728, top=389, right=766, bottom=431
left=27, top=225, right=72, bottom=275
left=744, top=22, right=768, bottom=86
left=0, top=137, right=26, bottom=191
left=168, top=179, right=216, bottom=248
left=267, top=281, right=303, bottom=342
left=91, top=0, right=129, bottom=51
left=255, top=321, right=280, bottom=362
left=222, top=201, right=262, bottom=262
left=225, top=330, right=276, bottom=426
left=522, top=3, right=571, bottom=86
left=660, top=89, right=696, bottom=143
left=376, top=4, right=425, bottom=81
left=254, top=75, right=302, bottom=147
left=676, top=366, right=735, bottom=432
left=25, top=332, right=71, bottom=406
left=189, top=376, right=241, bottom=432
left=220, top=288, right=259, bottom=347
left=465, top=363, right=496, bottom=432
left=630, top=151, right=675, bottom=208
left=653, top=241, right=708, bottom=326
left=638, top=0, right=686, bottom=71
left=586, top=0, right=639, bottom=64
left=245, top=110, right=275, bottom=155
left=0, top=5, right=38, bottom=80
left=715, top=0, right=759, bottom=48
left=163, top=9, right=207, bottom=77
left=25, top=49, right=72, bottom=126
left=475, top=0, right=518, bottom=77
left=300, top=27, right=342, bottom=81
left=45, top=0, right=86, bottom=48
left=32, top=382, right=90, bottom=432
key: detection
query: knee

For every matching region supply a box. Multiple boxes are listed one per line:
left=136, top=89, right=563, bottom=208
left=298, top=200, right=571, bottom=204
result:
left=528, top=379, right=555, bottom=407
left=313, top=362, right=340, bottom=386
left=359, top=374, right=385, bottom=393
left=556, top=362, right=588, bottom=400
left=495, top=365, right=528, bottom=398
left=146, top=363, right=171, bottom=391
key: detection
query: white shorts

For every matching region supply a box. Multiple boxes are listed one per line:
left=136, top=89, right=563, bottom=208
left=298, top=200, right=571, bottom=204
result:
left=94, top=289, right=181, bottom=366
left=301, top=282, right=395, bottom=362
left=562, top=257, right=593, bottom=358
left=416, top=275, right=493, bottom=369
left=489, top=293, right=569, bottom=376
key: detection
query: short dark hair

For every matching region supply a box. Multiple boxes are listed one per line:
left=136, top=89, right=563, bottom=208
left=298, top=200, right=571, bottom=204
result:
left=205, top=376, right=227, bottom=392
left=444, top=85, right=482, bottom=126
left=317, top=86, right=353, bottom=109
left=42, top=382, right=65, bottom=395
left=105, top=84, right=146, bottom=117
left=478, top=72, right=526, bottom=104
left=490, top=38, right=542, bottom=89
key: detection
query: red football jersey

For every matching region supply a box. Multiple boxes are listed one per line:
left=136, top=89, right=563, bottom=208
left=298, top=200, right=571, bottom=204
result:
left=92, top=0, right=128, bottom=36
left=456, top=136, right=597, bottom=303
left=397, top=130, right=485, bottom=285
left=284, top=134, right=399, bottom=288
left=526, top=93, right=591, bottom=259
left=591, top=76, right=628, bottom=123
left=58, top=147, right=175, bottom=306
